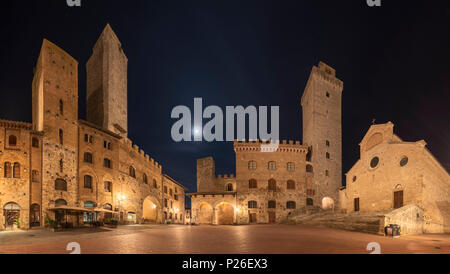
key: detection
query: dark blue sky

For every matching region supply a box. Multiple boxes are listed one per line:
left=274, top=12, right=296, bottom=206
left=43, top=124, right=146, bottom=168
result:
left=1, top=0, right=449, bottom=194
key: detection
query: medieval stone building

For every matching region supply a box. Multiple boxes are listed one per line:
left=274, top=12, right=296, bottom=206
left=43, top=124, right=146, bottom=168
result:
left=339, top=122, right=450, bottom=233
left=0, top=24, right=186, bottom=230
left=188, top=62, right=343, bottom=224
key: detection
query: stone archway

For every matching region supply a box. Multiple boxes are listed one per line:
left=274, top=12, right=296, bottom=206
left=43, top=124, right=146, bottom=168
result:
left=216, top=202, right=234, bottom=225
left=197, top=202, right=213, bottom=224
left=143, top=196, right=162, bottom=223
left=321, top=197, right=334, bottom=210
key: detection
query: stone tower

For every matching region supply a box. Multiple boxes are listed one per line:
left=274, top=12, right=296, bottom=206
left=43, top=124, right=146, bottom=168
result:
left=32, top=39, right=80, bottom=212
left=197, top=157, right=215, bottom=192
left=86, top=24, right=128, bottom=137
left=301, top=61, right=343, bottom=206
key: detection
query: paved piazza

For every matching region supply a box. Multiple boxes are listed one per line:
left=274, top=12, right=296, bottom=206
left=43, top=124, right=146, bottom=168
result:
left=0, top=224, right=449, bottom=254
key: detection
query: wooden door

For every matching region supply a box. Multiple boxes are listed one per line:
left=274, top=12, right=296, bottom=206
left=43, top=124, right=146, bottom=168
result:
left=354, top=198, right=360, bottom=212
left=249, top=213, right=257, bottom=223
left=268, top=212, right=276, bottom=223
left=394, top=191, right=403, bottom=209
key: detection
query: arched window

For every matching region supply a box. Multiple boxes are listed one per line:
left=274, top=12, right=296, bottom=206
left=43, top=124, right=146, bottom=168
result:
left=103, top=158, right=111, bottom=168
left=268, top=179, right=276, bottom=191
left=84, top=152, right=93, bottom=163
left=143, top=173, right=148, bottom=184
left=129, top=166, right=136, bottom=178
left=30, top=204, right=40, bottom=226
left=326, top=152, right=330, bottom=159
left=103, top=203, right=112, bottom=210
left=268, top=161, right=276, bottom=170
left=59, top=129, right=63, bottom=145
left=268, top=200, right=276, bottom=209
left=248, top=161, right=257, bottom=170
left=306, top=198, right=314, bottom=206
left=84, top=175, right=93, bottom=189
left=287, top=180, right=295, bottom=190
left=104, top=181, right=112, bottom=192
left=287, top=162, right=295, bottom=171
left=306, top=164, right=313, bottom=173
left=13, top=162, right=20, bottom=178
left=59, top=99, right=64, bottom=115
left=55, top=178, right=67, bottom=191
left=249, top=179, right=257, bottom=189
left=153, top=179, right=158, bottom=189
left=4, top=162, right=11, bottom=178
left=286, top=201, right=296, bottom=209
left=55, top=199, right=67, bottom=206
left=32, top=137, right=39, bottom=148
left=226, top=183, right=233, bottom=191
left=248, top=200, right=257, bottom=209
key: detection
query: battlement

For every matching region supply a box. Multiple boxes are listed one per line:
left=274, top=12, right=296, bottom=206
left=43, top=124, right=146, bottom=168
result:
left=122, top=138, right=162, bottom=171
left=233, top=139, right=307, bottom=153
left=311, top=62, right=343, bottom=89
left=0, top=119, right=32, bottom=130
left=216, top=174, right=235, bottom=179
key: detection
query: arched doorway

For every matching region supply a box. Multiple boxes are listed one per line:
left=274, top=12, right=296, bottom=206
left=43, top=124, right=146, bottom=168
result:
left=3, top=202, right=20, bottom=230
left=143, top=196, right=161, bottom=223
left=216, top=203, right=234, bottom=225
left=197, top=202, right=213, bottom=224
left=30, top=204, right=40, bottom=227
left=321, top=197, right=334, bottom=210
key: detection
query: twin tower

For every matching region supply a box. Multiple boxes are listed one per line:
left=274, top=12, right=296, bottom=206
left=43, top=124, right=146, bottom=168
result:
left=32, top=24, right=128, bottom=138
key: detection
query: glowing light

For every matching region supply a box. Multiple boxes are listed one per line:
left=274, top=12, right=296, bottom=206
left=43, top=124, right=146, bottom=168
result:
left=152, top=204, right=157, bottom=209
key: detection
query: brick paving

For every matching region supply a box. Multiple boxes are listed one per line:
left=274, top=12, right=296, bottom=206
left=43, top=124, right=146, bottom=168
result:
left=0, top=224, right=449, bottom=254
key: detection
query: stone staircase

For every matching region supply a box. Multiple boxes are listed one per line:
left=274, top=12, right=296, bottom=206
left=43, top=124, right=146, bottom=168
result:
left=283, top=208, right=389, bottom=235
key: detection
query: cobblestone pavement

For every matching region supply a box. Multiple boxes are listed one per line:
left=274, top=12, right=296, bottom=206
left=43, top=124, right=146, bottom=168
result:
left=1, top=224, right=450, bottom=254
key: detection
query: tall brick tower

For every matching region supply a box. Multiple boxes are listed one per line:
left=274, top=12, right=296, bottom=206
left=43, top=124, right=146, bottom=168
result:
left=301, top=61, right=343, bottom=207
left=86, top=24, right=128, bottom=137
left=32, top=39, right=80, bottom=213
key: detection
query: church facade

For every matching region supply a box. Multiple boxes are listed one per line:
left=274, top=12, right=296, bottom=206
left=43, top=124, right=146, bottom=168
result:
left=0, top=25, right=186, bottom=230
left=339, top=122, right=450, bottom=233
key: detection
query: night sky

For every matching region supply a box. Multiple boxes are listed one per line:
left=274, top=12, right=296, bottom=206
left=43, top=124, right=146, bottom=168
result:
left=1, top=1, right=449, bottom=197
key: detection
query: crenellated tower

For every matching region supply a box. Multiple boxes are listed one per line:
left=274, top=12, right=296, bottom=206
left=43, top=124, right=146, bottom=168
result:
left=301, top=61, right=343, bottom=206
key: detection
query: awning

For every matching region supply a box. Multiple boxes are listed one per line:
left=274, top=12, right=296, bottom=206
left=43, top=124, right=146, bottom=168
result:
left=94, top=208, right=118, bottom=214
left=48, top=206, right=94, bottom=212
